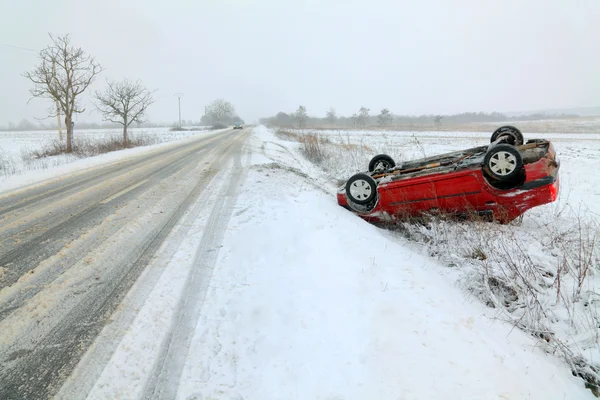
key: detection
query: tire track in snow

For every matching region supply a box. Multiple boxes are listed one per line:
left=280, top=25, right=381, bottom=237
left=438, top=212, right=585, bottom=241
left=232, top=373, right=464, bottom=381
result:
left=0, top=132, right=246, bottom=400
left=141, top=133, right=248, bottom=400
left=0, top=148, right=203, bottom=294
left=54, top=139, right=243, bottom=400
left=0, top=169, right=220, bottom=400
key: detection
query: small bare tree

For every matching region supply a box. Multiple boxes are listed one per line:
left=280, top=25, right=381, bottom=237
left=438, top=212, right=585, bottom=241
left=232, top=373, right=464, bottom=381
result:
left=434, top=115, right=443, bottom=130
left=94, top=79, right=155, bottom=146
left=23, top=33, right=103, bottom=152
left=295, top=105, right=308, bottom=128
left=357, top=107, right=370, bottom=127
left=326, top=107, right=337, bottom=125
left=377, top=108, right=393, bottom=127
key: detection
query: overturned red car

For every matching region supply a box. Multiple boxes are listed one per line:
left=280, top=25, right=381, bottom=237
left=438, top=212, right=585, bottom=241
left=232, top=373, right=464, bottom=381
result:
left=337, top=126, right=560, bottom=224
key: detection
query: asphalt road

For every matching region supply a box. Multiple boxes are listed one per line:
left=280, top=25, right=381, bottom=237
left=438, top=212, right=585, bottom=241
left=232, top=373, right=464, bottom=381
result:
left=0, top=128, right=249, bottom=400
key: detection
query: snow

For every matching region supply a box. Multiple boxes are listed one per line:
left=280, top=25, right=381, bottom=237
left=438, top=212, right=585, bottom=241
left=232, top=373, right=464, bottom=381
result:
left=6, top=124, right=594, bottom=398
left=52, top=125, right=594, bottom=399
left=0, top=127, right=223, bottom=194
left=277, top=126, right=600, bottom=389
left=175, top=163, right=590, bottom=400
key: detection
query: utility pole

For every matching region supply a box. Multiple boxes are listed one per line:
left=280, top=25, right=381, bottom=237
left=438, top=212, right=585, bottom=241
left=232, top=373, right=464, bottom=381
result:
left=52, top=60, right=63, bottom=141
left=174, top=93, right=183, bottom=128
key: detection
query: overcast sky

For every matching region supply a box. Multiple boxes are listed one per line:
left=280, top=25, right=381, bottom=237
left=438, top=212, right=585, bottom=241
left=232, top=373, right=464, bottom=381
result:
left=1, top=0, right=599, bottom=126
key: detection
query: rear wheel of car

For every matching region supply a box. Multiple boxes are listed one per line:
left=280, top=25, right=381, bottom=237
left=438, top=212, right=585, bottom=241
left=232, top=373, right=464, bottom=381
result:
left=483, top=144, right=523, bottom=181
left=368, top=154, right=395, bottom=172
left=346, top=173, right=378, bottom=205
left=490, top=126, right=524, bottom=146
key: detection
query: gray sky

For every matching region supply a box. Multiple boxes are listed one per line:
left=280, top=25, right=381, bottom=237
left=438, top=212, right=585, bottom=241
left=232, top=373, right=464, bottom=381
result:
left=1, top=0, right=599, bottom=126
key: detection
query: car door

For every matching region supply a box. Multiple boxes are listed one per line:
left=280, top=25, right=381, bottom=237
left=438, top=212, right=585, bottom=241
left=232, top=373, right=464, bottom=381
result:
left=432, top=171, right=484, bottom=213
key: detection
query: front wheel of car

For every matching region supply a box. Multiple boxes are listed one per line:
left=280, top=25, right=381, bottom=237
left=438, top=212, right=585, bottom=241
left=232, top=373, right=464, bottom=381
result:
left=368, top=154, right=395, bottom=172
left=346, top=173, right=378, bottom=205
left=483, top=144, right=524, bottom=181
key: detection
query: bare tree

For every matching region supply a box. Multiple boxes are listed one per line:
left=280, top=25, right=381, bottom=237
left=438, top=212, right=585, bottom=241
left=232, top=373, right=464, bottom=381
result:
left=295, top=105, right=308, bottom=128
left=94, top=79, right=155, bottom=147
left=434, top=115, right=443, bottom=130
left=23, top=33, right=103, bottom=152
left=206, top=99, right=236, bottom=126
left=357, top=107, right=370, bottom=127
left=378, top=108, right=393, bottom=127
left=326, top=107, right=337, bottom=125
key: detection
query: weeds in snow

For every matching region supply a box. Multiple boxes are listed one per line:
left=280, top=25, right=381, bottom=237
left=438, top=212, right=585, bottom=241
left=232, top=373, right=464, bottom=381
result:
left=392, top=210, right=600, bottom=395
left=0, top=150, right=18, bottom=177
left=276, top=126, right=600, bottom=395
left=276, top=128, right=402, bottom=180
left=21, top=134, right=159, bottom=161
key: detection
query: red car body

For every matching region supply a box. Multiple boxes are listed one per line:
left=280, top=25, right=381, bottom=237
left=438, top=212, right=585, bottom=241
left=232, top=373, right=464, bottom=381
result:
left=337, top=139, right=560, bottom=224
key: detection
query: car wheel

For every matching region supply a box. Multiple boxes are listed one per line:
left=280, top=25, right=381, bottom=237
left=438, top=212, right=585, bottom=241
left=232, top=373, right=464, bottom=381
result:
left=483, top=144, right=524, bottom=181
left=490, top=126, right=524, bottom=146
left=346, top=173, right=378, bottom=205
left=368, top=154, right=395, bottom=172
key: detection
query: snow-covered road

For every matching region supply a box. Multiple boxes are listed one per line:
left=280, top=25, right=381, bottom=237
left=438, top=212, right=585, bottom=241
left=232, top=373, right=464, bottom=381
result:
left=0, top=128, right=249, bottom=399
left=0, top=126, right=593, bottom=399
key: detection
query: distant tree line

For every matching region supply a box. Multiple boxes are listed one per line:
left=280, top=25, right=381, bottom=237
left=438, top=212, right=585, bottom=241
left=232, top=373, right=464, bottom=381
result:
left=259, top=106, right=580, bottom=130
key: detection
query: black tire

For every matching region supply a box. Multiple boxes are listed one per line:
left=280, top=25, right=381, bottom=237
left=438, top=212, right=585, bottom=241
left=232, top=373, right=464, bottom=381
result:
left=483, top=144, right=523, bottom=181
left=368, top=154, right=395, bottom=172
left=345, top=173, right=378, bottom=205
left=490, top=126, right=524, bottom=146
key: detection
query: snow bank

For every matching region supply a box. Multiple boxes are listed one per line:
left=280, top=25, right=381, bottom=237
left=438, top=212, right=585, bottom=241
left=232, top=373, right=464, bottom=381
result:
left=175, top=130, right=591, bottom=398
left=264, top=125, right=600, bottom=395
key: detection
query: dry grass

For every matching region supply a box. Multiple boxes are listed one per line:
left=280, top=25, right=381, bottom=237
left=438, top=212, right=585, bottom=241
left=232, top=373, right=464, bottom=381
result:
left=298, top=134, right=326, bottom=163
left=276, top=129, right=329, bottom=164
left=0, top=150, right=18, bottom=177
left=22, top=134, right=159, bottom=160
left=393, top=209, right=600, bottom=395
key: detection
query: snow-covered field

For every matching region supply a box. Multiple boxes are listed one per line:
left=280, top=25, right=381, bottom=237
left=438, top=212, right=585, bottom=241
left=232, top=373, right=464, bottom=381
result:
left=279, top=126, right=600, bottom=393
left=0, top=126, right=212, bottom=179
left=0, top=127, right=219, bottom=193
left=480, top=117, right=600, bottom=133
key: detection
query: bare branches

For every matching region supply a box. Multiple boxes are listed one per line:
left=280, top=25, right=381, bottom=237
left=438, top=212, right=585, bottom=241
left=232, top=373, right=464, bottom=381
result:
left=24, top=33, right=102, bottom=115
left=23, top=33, right=103, bottom=152
left=94, top=79, right=155, bottom=126
left=94, top=79, right=155, bottom=146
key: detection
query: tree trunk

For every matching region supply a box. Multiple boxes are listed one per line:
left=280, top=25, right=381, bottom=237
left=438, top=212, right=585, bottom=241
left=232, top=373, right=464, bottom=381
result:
left=65, top=114, right=73, bottom=153
left=123, top=117, right=128, bottom=147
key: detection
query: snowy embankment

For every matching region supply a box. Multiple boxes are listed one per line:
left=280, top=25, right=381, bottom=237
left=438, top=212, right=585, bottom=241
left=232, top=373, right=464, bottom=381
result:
left=163, top=126, right=591, bottom=399
left=276, top=126, right=600, bottom=395
left=0, top=127, right=218, bottom=194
